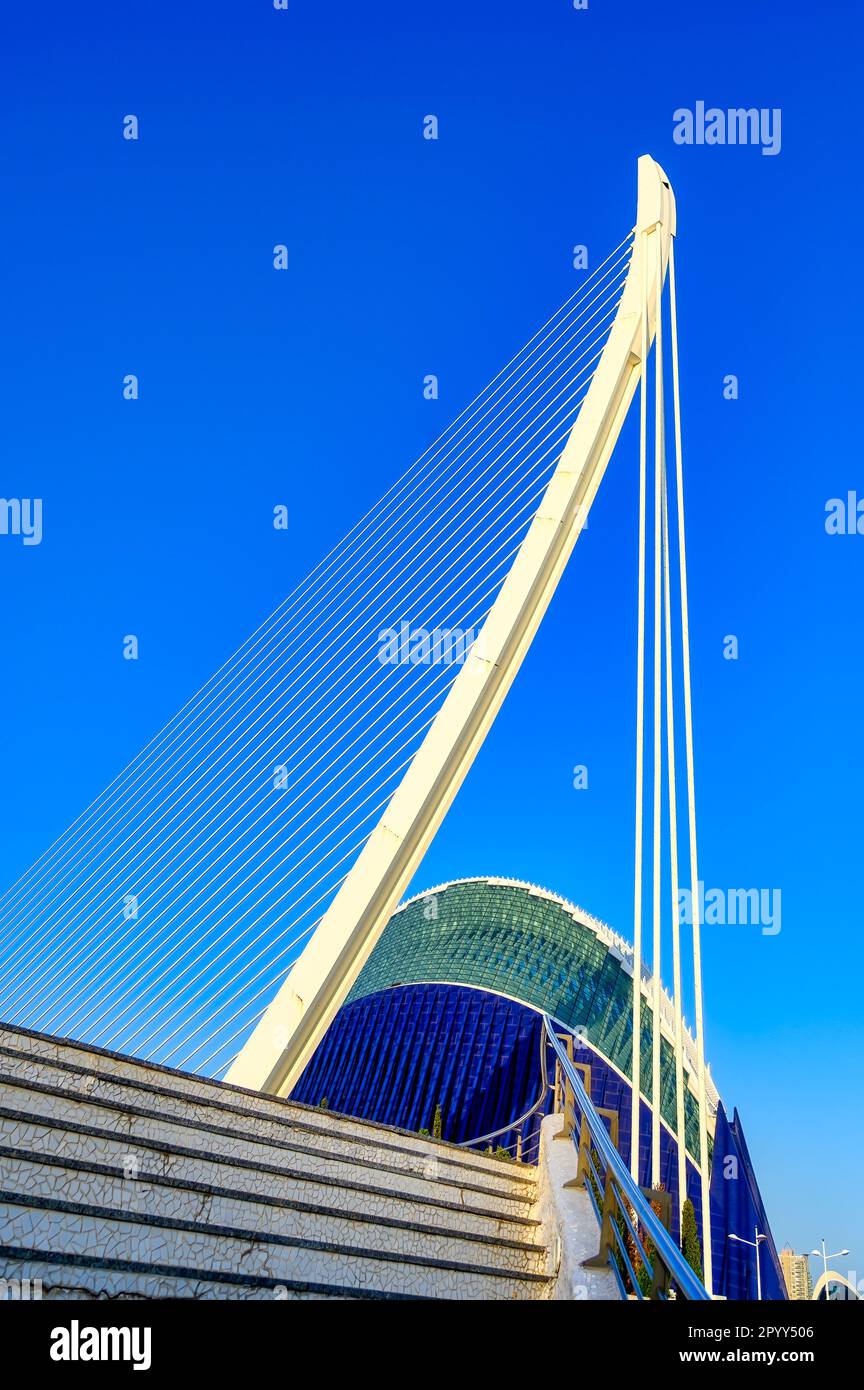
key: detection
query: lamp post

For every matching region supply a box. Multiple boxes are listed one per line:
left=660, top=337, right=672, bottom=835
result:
left=730, top=1227, right=767, bottom=1301
left=810, top=1239, right=850, bottom=1300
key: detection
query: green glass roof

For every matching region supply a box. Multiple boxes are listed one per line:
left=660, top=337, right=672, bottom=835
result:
left=349, top=876, right=716, bottom=1161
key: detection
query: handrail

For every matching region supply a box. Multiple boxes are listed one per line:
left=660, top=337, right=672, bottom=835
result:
left=543, top=1015, right=709, bottom=1301
left=457, top=1023, right=550, bottom=1153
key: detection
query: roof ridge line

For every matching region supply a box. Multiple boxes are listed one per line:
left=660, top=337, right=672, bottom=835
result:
left=393, top=876, right=717, bottom=1105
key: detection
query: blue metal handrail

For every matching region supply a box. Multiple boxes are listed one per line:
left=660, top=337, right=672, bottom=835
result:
left=543, top=1015, right=710, bottom=1301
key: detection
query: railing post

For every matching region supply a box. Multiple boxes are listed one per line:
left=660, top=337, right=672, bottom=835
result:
left=640, top=1186, right=673, bottom=1299
left=572, top=1059, right=592, bottom=1095
left=583, top=1171, right=619, bottom=1270
left=554, top=1034, right=577, bottom=1141
left=573, top=1106, right=618, bottom=1189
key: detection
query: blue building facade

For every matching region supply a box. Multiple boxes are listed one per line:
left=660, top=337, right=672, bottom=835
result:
left=292, top=877, right=786, bottom=1300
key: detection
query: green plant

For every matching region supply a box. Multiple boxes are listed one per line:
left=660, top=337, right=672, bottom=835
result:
left=318, top=1097, right=328, bottom=1110
left=432, top=1104, right=443, bottom=1140
left=418, top=1127, right=430, bottom=1138
left=630, top=1183, right=668, bottom=1297
left=492, top=1145, right=515, bottom=1163
left=681, top=1198, right=704, bottom=1281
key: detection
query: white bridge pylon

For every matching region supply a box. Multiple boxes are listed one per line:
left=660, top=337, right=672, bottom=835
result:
left=228, top=156, right=676, bottom=1096
left=0, top=151, right=718, bottom=1291
left=230, top=155, right=715, bottom=1291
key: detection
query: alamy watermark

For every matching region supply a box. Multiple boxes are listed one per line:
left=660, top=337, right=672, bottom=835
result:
left=673, top=102, right=781, bottom=157
left=0, top=497, right=42, bottom=546
left=825, top=492, right=864, bottom=535
left=50, top=1321, right=151, bottom=1371
left=378, top=621, right=483, bottom=667
left=679, top=881, right=781, bottom=936
left=1, top=1276, right=42, bottom=1300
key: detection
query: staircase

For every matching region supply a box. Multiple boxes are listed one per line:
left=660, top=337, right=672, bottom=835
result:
left=0, top=1023, right=552, bottom=1300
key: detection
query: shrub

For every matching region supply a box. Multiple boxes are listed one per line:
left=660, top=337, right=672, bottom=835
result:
left=681, top=1198, right=704, bottom=1281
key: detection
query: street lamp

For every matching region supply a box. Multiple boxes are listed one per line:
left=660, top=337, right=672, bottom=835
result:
left=810, top=1239, right=850, bottom=1300
left=730, top=1227, right=767, bottom=1301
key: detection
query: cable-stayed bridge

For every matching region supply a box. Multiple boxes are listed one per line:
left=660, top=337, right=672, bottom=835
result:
left=0, top=236, right=631, bottom=1076
left=0, top=157, right=764, bottom=1301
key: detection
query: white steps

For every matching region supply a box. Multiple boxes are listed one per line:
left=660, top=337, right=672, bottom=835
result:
left=0, top=1024, right=552, bottom=1301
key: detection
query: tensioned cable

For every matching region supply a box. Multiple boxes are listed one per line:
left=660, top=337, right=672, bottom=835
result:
left=0, top=279, right=625, bottom=963
left=44, top=555, right=522, bottom=1041
left=650, top=226, right=664, bottom=1189
left=126, top=744, right=431, bottom=1053
left=151, top=822, right=385, bottom=1068
left=10, top=397, right=588, bottom=1045
left=181, top=695, right=584, bottom=1067
left=0, top=287, right=622, bottom=989
left=669, top=240, right=713, bottom=1294
left=26, top=439, right=567, bottom=1035
left=24, top=383, right=591, bottom=1036
left=663, top=452, right=689, bottom=1233
left=1, top=243, right=631, bottom=1076
left=76, top=765, right=411, bottom=1056
left=113, top=403, right=602, bottom=1061
left=630, top=226, right=649, bottom=1186
left=195, top=889, right=572, bottom=1073
left=13, top=541, right=514, bottom=1034
left=40, top=679, right=451, bottom=1038
left=0, top=273, right=593, bottom=910
left=0, top=238, right=633, bottom=929
left=1, top=339, right=608, bottom=1023
left=141, top=833, right=396, bottom=1063
left=3, top=422, right=547, bottom=989
left=6, top=520, right=545, bottom=1041
left=0, top=318, right=602, bottom=950
left=133, top=730, right=474, bottom=1066
left=1, top=273, right=636, bottom=978
left=0, top=305, right=616, bottom=995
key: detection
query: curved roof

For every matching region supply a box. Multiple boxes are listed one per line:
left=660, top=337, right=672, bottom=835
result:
left=349, top=875, right=718, bottom=1156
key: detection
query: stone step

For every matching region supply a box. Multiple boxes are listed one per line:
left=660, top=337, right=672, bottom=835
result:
left=0, top=1083, right=533, bottom=1219
left=0, top=1028, right=527, bottom=1189
left=0, top=1021, right=551, bottom=1301
left=0, top=1199, right=551, bottom=1301
left=0, top=1118, right=538, bottom=1242
left=0, top=1151, right=546, bottom=1275
left=0, top=1249, right=431, bottom=1300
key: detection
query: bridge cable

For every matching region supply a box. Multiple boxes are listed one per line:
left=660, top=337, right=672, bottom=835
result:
left=0, top=279, right=622, bottom=956
left=669, top=239, right=714, bottom=1296
left=651, top=225, right=665, bottom=1189
left=630, top=225, right=649, bottom=1185
left=0, top=240, right=632, bottom=924
left=3, top=358, right=608, bottom=1034
left=0, top=261, right=636, bottom=1067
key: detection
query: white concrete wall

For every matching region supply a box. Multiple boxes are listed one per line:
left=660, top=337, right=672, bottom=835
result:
left=534, top=1114, right=621, bottom=1301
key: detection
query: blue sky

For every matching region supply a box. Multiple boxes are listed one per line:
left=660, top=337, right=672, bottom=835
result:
left=1, top=0, right=861, bottom=1283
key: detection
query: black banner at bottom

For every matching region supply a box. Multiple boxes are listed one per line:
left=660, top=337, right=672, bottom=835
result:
left=3, top=1294, right=858, bottom=1376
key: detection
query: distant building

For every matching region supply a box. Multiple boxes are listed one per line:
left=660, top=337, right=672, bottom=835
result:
left=780, top=1246, right=813, bottom=1300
